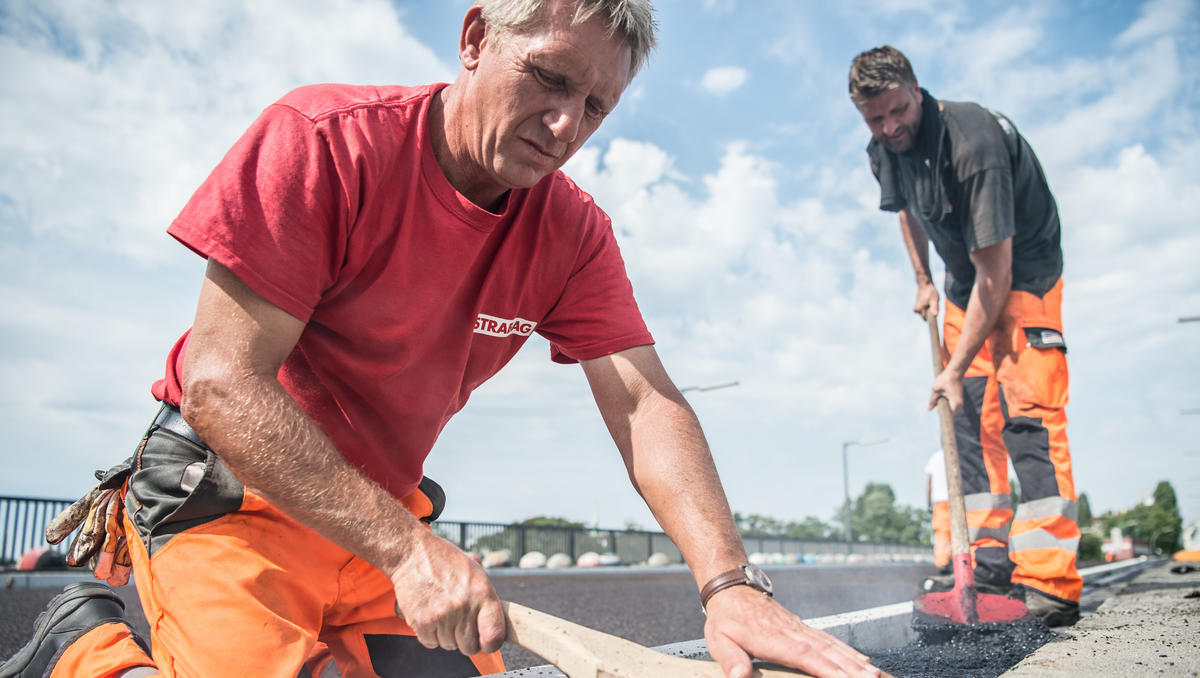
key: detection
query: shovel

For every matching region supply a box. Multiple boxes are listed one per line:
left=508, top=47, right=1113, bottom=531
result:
left=504, top=600, right=897, bottom=678
left=912, top=309, right=1031, bottom=627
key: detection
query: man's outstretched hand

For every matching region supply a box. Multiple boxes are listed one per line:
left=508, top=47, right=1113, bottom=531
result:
left=704, top=586, right=883, bottom=678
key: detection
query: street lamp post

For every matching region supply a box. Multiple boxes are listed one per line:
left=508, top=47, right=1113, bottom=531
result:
left=842, top=438, right=889, bottom=554
left=679, top=380, right=740, bottom=394
left=1182, top=318, right=1198, bottom=413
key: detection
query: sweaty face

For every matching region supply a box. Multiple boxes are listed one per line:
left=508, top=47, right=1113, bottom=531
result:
left=459, top=4, right=631, bottom=207
left=856, top=85, right=923, bottom=154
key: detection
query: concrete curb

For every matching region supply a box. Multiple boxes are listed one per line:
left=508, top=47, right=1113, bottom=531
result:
left=999, top=558, right=1196, bottom=677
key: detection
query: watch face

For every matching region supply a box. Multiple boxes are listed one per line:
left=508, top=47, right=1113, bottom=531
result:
left=744, top=563, right=774, bottom=595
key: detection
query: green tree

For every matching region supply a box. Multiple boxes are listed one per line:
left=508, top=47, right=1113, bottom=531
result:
left=470, top=516, right=585, bottom=555
left=1078, top=533, right=1103, bottom=561
left=1077, top=492, right=1093, bottom=527
left=1150, top=481, right=1183, bottom=553
left=521, top=516, right=585, bottom=528
left=785, top=516, right=833, bottom=540
left=1099, top=481, right=1183, bottom=554
left=844, top=483, right=928, bottom=545
left=735, top=513, right=785, bottom=537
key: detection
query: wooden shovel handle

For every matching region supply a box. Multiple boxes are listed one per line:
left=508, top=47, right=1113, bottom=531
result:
left=924, top=309, right=971, bottom=558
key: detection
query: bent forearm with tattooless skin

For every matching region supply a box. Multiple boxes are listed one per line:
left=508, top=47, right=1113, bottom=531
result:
left=944, top=238, right=1013, bottom=379
left=898, top=208, right=933, bottom=285
left=581, top=346, right=744, bottom=588
left=898, top=209, right=940, bottom=316
left=581, top=347, right=880, bottom=678
left=181, top=261, right=429, bottom=574
left=181, top=260, right=505, bottom=654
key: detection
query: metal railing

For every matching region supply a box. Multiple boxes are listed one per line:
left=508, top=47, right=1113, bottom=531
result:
left=1, top=495, right=929, bottom=569
left=1, top=496, right=74, bottom=566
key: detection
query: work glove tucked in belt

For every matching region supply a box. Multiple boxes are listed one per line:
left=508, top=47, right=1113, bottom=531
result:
left=45, top=459, right=135, bottom=586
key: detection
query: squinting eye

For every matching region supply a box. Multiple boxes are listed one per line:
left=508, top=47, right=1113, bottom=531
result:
left=533, top=68, right=564, bottom=90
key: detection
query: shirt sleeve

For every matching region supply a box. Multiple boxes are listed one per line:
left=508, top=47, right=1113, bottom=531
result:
left=536, top=210, right=654, bottom=364
left=958, top=166, right=1016, bottom=252
left=166, top=102, right=351, bottom=322
left=948, top=107, right=1017, bottom=253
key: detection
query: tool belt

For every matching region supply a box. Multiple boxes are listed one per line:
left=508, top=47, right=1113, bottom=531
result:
left=47, top=403, right=449, bottom=585
left=44, top=403, right=209, bottom=585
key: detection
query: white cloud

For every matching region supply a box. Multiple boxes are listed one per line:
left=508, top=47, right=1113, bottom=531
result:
left=700, top=66, right=749, bottom=96
left=1116, top=0, right=1196, bottom=47
left=0, top=0, right=452, bottom=261
left=1029, top=37, right=1182, bottom=168
left=0, top=0, right=456, bottom=499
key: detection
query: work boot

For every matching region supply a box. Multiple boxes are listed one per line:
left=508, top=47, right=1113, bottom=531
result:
left=919, top=573, right=955, bottom=593
left=0, top=582, right=146, bottom=677
left=1022, top=586, right=1081, bottom=627
left=919, top=573, right=1014, bottom=597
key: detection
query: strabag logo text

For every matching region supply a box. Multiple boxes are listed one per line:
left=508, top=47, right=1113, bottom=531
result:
left=473, top=313, right=537, bottom=338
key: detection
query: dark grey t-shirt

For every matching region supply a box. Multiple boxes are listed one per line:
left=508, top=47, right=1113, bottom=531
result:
left=869, top=98, right=1062, bottom=309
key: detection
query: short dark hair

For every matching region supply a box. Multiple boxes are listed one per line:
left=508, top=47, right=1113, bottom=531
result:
left=848, top=45, right=917, bottom=104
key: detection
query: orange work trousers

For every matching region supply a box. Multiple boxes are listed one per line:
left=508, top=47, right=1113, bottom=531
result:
left=930, top=501, right=951, bottom=569
left=52, top=405, right=504, bottom=678
left=942, top=278, right=1082, bottom=603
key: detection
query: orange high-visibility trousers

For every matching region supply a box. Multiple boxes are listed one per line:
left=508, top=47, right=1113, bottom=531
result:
left=50, top=406, right=505, bottom=678
left=942, top=279, right=1082, bottom=603
left=930, top=500, right=951, bottom=569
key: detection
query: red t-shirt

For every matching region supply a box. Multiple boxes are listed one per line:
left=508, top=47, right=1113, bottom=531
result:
left=152, top=83, right=653, bottom=500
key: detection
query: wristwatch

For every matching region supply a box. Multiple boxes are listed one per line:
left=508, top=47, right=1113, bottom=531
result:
left=699, top=563, right=774, bottom=611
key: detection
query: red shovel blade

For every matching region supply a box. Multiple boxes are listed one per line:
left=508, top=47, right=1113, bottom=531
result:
left=914, top=587, right=1032, bottom=625
left=913, top=554, right=1032, bottom=626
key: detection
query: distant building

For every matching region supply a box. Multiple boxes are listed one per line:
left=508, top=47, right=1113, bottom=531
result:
left=1103, top=527, right=1152, bottom=561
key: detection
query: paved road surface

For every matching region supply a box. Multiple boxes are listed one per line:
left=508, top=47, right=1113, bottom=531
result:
left=1, top=562, right=933, bottom=672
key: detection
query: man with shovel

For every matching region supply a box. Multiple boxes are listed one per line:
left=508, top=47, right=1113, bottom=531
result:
left=848, top=45, right=1082, bottom=626
left=1, top=3, right=885, bottom=678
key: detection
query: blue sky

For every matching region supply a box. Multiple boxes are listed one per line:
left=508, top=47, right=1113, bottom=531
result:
left=2, top=0, right=1198, bottom=533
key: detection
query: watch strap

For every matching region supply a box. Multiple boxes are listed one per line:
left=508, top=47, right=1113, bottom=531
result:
left=699, top=565, right=769, bottom=610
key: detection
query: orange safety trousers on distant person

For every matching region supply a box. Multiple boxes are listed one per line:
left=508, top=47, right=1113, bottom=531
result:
left=930, top=501, right=951, bottom=569
left=942, top=278, right=1082, bottom=603
left=49, top=408, right=505, bottom=678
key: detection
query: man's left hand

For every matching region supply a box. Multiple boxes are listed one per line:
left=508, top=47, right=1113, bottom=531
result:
left=928, top=367, right=963, bottom=413
left=703, top=586, right=881, bottom=678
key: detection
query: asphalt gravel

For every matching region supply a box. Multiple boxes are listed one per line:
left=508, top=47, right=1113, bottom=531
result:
left=870, top=620, right=1060, bottom=678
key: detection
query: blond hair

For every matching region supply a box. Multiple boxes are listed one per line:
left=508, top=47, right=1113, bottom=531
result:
left=476, top=0, right=657, bottom=82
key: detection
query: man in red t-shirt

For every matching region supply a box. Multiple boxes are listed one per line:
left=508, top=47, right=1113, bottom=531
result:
left=5, top=3, right=882, bottom=678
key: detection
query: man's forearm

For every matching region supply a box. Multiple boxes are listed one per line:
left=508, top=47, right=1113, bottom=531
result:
left=898, top=209, right=933, bottom=285
left=583, top=347, right=747, bottom=590
left=182, top=372, right=427, bottom=577
left=180, top=261, right=431, bottom=577
left=622, top=394, right=747, bottom=589
left=945, top=258, right=1011, bottom=377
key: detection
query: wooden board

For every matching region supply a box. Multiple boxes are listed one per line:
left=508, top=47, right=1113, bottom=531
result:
left=504, top=600, right=893, bottom=678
